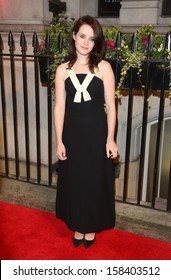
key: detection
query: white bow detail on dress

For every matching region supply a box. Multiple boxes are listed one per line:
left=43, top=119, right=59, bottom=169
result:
left=68, top=69, right=94, bottom=103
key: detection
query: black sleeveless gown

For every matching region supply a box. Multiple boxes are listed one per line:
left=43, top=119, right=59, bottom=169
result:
left=56, top=72, right=115, bottom=233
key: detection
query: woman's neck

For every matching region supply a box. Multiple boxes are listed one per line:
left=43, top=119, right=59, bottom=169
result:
left=73, top=59, right=90, bottom=73
left=75, top=52, right=89, bottom=65
left=75, top=58, right=89, bottom=66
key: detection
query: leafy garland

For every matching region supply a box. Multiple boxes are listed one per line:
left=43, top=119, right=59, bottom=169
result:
left=115, top=50, right=146, bottom=99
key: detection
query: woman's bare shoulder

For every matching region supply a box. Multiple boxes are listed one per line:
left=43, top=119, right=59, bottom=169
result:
left=56, top=62, right=67, bottom=73
left=56, top=62, right=68, bottom=80
left=97, top=60, right=114, bottom=80
left=98, top=60, right=112, bottom=71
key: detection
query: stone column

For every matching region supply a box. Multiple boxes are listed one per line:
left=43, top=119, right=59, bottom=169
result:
left=120, top=0, right=160, bottom=25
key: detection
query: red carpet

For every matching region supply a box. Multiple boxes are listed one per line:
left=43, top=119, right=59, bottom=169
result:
left=0, top=201, right=171, bottom=260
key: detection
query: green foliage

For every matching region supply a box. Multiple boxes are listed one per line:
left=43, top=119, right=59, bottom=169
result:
left=115, top=50, right=146, bottom=99
left=39, top=12, right=74, bottom=54
left=103, top=25, right=122, bottom=41
left=136, top=24, right=165, bottom=59
left=40, top=17, right=171, bottom=99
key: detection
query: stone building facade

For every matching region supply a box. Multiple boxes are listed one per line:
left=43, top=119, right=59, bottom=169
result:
left=0, top=1, right=171, bottom=33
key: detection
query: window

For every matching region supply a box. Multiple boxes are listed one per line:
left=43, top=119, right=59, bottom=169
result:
left=98, top=0, right=122, bottom=17
left=162, top=0, right=171, bottom=16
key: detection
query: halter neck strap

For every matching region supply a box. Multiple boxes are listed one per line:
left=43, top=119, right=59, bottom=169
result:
left=67, top=69, right=94, bottom=103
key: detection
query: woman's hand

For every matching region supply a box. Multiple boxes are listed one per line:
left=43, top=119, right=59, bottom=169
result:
left=106, top=140, right=118, bottom=159
left=56, top=142, right=67, bottom=161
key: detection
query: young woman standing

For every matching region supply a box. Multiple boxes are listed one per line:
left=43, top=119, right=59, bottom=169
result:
left=54, top=15, right=118, bottom=248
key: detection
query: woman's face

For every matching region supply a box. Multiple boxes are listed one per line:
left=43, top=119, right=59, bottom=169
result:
left=73, top=24, right=95, bottom=56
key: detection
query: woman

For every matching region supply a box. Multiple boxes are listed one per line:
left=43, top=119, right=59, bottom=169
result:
left=54, top=15, right=118, bottom=248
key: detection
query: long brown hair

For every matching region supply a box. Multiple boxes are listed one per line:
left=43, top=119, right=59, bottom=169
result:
left=68, top=15, right=105, bottom=73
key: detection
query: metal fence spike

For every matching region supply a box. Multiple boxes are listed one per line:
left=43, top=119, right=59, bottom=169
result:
left=147, top=33, right=153, bottom=54
left=8, top=31, right=14, bottom=47
left=164, top=32, right=171, bottom=52
left=20, top=31, right=26, bottom=48
left=58, top=32, right=63, bottom=53
left=130, top=33, right=137, bottom=51
left=32, top=32, right=39, bottom=48
left=45, top=33, right=51, bottom=49
left=0, top=34, right=3, bottom=50
left=116, top=32, right=121, bottom=48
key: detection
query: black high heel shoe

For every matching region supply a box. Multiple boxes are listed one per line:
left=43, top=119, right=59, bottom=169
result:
left=84, top=237, right=95, bottom=249
left=73, top=236, right=84, bottom=248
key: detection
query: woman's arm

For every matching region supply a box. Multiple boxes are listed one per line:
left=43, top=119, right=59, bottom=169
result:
left=54, top=63, right=67, bottom=160
left=100, top=60, right=118, bottom=159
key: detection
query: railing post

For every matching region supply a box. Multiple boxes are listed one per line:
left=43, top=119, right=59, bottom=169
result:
left=123, top=33, right=137, bottom=202
left=152, top=35, right=168, bottom=208
left=0, top=34, right=9, bottom=176
left=165, top=32, right=171, bottom=210
left=115, top=32, right=121, bottom=87
left=32, top=32, right=41, bottom=184
left=45, top=33, right=52, bottom=186
left=8, top=31, right=19, bottom=179
left=167, top=159, right=171, bottom=211
left=137, top=33, right=153, bottom=205
left=20, top=31, right=30, bottom=181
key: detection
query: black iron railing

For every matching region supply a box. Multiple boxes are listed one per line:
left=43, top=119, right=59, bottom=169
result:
left=0, top=31, right=171, bottom=212
left=0, top=31, right=53, bottom=186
